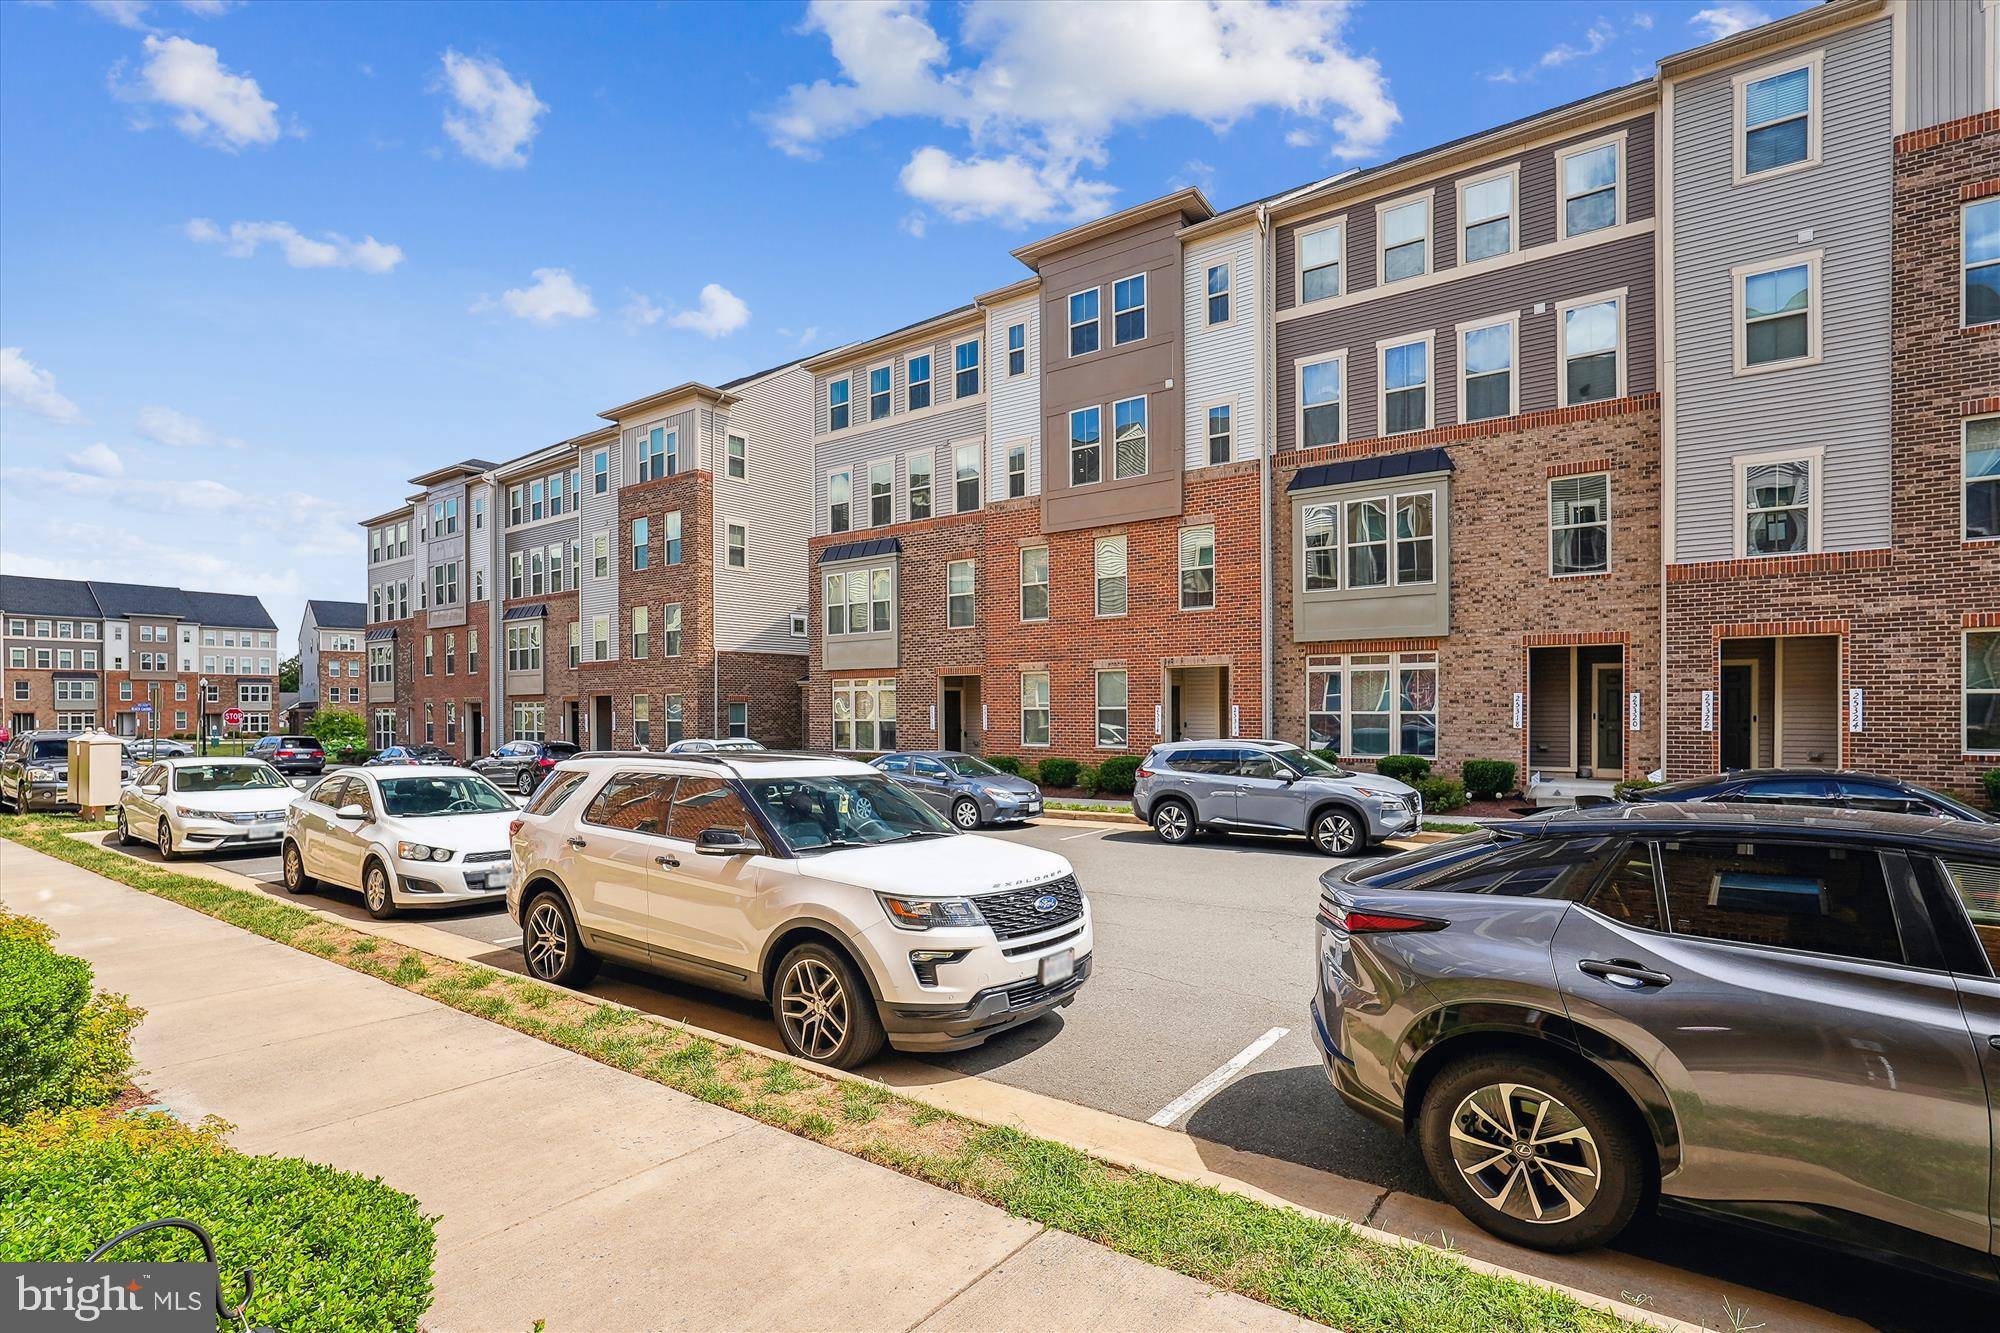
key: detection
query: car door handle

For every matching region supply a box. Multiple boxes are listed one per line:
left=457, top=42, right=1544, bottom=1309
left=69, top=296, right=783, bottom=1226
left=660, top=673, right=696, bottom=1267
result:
left=655, top=854, right=680, bottom=869
left=1989, top=1035, right=2000, bottom=1052
left=1578, top=958, right=1673, bottom=989
left=566, top=836, right=587, bottom=849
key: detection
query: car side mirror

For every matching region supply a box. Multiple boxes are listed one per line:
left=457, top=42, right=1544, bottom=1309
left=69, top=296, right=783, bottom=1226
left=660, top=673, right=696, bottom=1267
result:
left=695, top=828, right=759, bottom=857
left=335, top=804, right=367, bottom=822
left=141, top=784, right=165, bottom=797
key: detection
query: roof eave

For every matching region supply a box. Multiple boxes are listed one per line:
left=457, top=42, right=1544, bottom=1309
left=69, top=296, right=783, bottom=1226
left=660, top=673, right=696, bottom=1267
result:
left=799, top=306, right=985, bottom=373
left=1009, top=187, right=1214, bottom=268
left=596, top=382, right=734, bottom=424
left=1659, top=0, right=1885, bottom=80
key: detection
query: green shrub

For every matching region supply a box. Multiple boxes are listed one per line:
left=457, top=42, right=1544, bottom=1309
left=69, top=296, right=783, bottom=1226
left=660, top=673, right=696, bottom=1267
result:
left=1015, top=759, right=1040, bottom=786
left=1412, top=777, right=1467, bottom=814
left=986, top=755, right=1022, bottom=775
left=1076, top=765, right=1101, bottom=795
left=304, top=708, right=367, bottom=756
left=1035, top=757, right=1081, bottom=789
left=1312, top=748, right=1344, bottom=768
left=1460, top=759, right=1517, bottom=800
left=1375, top=755, right=1432, bottom=783
left=1613, top=778, right=1662, bottom=802
left=0, top=1110, right=436, bottom=1330
left=1983, top=768, right=2000, bottom=810
left=1095, top=755, right=1141, bottom=796
left=0, top=921, right=142, bottom=1123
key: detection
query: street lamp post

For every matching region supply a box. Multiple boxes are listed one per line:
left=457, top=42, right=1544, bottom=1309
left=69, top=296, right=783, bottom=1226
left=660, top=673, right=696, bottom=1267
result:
left=197, top=677, right=210, bottom=757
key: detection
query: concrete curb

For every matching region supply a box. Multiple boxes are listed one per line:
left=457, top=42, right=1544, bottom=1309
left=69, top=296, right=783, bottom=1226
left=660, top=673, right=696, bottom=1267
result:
left=50, top=828, right=1768, bottom=1333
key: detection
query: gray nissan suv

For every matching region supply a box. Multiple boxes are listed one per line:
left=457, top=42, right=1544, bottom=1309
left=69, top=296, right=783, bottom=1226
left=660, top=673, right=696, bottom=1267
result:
left=1313, top=801, right=2000, bottom=1285
left=1133, top=740, right=1420, bottom=855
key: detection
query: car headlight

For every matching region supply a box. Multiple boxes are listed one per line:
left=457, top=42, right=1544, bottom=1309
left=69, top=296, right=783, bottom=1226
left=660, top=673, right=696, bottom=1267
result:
left=398, top=842, right=453, bottom=862
left=175, top=806, right=218, bottom=819
left=877, top=893, right=984, bottom=931
left=26, top=767, right=54, bottom=782
left=1350, top=785, right=1401, bottom=800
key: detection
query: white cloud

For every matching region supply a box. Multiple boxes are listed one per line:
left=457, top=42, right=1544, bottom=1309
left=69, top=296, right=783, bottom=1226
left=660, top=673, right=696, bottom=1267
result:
left=1631, top=12, right=1655, bottom=30
left=437, top=49, right=547, bottom=169
left=668, top=283, right=750, bottom=338
left=1489, top=17, right=1619, bottom=84
left=620, top=293, right=666, bottom=327
left=0, top=348, right=85, bottom=425
left=135, top=404, right=244, bottom=449
left=121, top=35, right=280, bottom=151
left=487, top=267, right=596, bottom=323
left=1690, top=5, right=1770, bottom=41
left=65, top=443, right=124, bottom=478
left=899, top=211, right=928, bottom=238
left=86, top=1, right=153, bottom=28
left=185, top=218, right=403, bottom=273
left=766, top=0, right=1398, bottom=226
left=1, top=469, right=357, bottom=556
left=1285, top=128, right=1317, bottom=149
left=179, top=1, right=239, bottom=16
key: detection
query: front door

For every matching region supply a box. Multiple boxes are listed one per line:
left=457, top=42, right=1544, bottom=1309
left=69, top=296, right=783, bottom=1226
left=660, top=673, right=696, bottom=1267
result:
left=1554, top=838, right=1993, bottom=1255
left=942, top=688, right=962, bottom=752
left=567, top=701, right=581, bottom=744
left=592, top=696, right=613, bottom=749
left=1719, top=662, right=1755, bottom=770
left=1169, top=683, right=1184, bottom=740
left=1590, top=664, right=1623, bottom=776
left=468, top=706, right=483, bottom=759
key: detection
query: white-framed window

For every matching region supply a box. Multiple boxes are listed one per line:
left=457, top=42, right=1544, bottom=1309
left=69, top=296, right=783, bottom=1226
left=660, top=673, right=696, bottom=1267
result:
left=632, top=516, right=650, bottom=571
left=1735, top=447, right=1821, bottom=556
left=953, top=337, right=980, bottom=398
left=1006, top=442, right=1028, bottom=499
left=1734, top=50, right=1821, bottom=183
left=1458, top=314, right=1517, bottom=423
left=1549, top=473, right=1611, bottom=576
left=1297, top=219, right=1342, bottom=303
left=591, top=448, right=610, bottom=495
left=1206, top=403, right=1233, bottom=465
left=946, top=559, right=975, bottom=628
left=6, top=647, right=21, bottom=668
left=1300, top=489, right=1438, bottom=591
left=1021, top=671, right=1050, bottom=747
left=1378, top=196, right=1430, bottom=284
left=906, top=353, right=931, bottom=412
left=1558, top=132, right=1623, bottom=238
left=1964, top=198, right=2000, bottom=327
left=1112, top=272, right=1146, bottom=344
left=569, top=621, right=581, bottom=668
left=907, top=452, right=932, bottom=520
left=1457, top=165, right=1516, bottom=263
left=1733, top=251, right=1821, bottom=373
left=830, top=678, right=896, bottom=752
left=370, top=643, right=393, bottom=684
left=422, top=635, right=434, bottom=677
left=632, top=694, right=651, bottom=749
left=592, top=614, right=610, bottom=662
left=727, top=522, right=746, bottom=568
left=1007, top=322, right=1027, bottom=376
left=512, top=703, right=545, bottom=742
left=1019, top=546, right=1049, bottom=622
left=868, top=458, right=894, bottom=527
left=508, top=555, right=523, bottom=599
left=790, top=613, right=808, bottom=638
left=1112, top=396, right=1147, bottom=479
left=664, top=694, right=685, bottom=744
left=1377, top=333, right=1433, bottom=435
left=1179, top=525, right=1215, bottom=611
left=1095, top=669, right=1129, bottom=749
left=1206, top=262, right=1232, bottom=325
left=823, top=565, right=893, bottom=636
left=1556, top=290, right=1624, bottom=405
left=1967, top=416, right=2000, bottom=540
left=631, top=606, right=649, bottom=660
left=473, top=494, right=486, bottom=529
left=468, top=630, right=478, bottom=674
left=954, top=440, right=981, bottom=511
left=592, top=533, right=610, bottom=580
left=1070, top=406, right=1102, bottom=485
left=1297, top=352, right=1345, bottom=447
left=1306, top=652, right=1438, bottom=757
left=1094, top=535, right=1127, bottom=617
left=727, top=433, right=746, bottom=479
left=828, top=377, right=850, bottom=432
left=472, top=569, right=485, bottom=602
left=56, top=713, right=96, bottom=733
left=662, top=603, right=682, bottom=657
left=868, top=363, right=892, bottom=421
left=638, top=426, right=676, bottom=481
left=444, top=633, right=456, bottom=676
left=827, top=469, right=851, bottom=534
left=1068, top=287, right=1100, bottom=357
left=546, top=542, right=565, bottom=593
left=1967, top=630, right=2000, bottom=754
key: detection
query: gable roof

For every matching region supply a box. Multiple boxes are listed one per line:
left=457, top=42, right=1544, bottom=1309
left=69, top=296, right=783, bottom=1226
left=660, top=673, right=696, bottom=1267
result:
left=0, top=575, right=104, bottom=619
left=84, top=581, right=194, bottom=619
left=182, top=590, right=276, bottom=630
left=306, top=599, right=367, bottom=630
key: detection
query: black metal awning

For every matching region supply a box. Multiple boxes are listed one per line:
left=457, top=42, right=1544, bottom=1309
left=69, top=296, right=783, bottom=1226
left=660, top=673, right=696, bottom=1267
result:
left=502, top=603, right=548, bottom=620
left=365, top=627, right=397, bottom=641
left=818, top=536, right=901, bottom=564
left=1287, top=447, right=1453, bottom=492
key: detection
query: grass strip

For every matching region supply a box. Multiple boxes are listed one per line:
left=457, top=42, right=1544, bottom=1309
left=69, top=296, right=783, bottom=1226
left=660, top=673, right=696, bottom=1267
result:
left=1, top=813, right=1629, bottom=1333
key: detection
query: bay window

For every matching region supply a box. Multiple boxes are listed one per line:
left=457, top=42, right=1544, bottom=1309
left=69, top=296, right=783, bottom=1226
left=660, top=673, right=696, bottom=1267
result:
left=1306, top=653, right=1438, bottom=758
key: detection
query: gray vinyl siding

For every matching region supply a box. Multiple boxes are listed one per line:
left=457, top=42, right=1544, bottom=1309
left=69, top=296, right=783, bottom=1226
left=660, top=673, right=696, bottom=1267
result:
left=1529, top=649, right=1573, bottom=771
left=467, top=481, right=493, bottom=602
left=581, top=437, right=620, bottom=660
left=715, top=364, right=813, bottom=655
left=1778, top=635, right=1840, bottom=765
left=985, top=294, right=1041, bottom=495
left=813, top=327, right=984, bottom=439
left=503, top=517, right=580, bottom=562
left=1668, top=19, right=1893, bottom=560
left=1182, top=225, right=1260, bottom=467
left=622, top=408, right=699, bottom=481
left=1907, top=0, right=1992, bottom=133
left=815, top=401, right=986, bottom=535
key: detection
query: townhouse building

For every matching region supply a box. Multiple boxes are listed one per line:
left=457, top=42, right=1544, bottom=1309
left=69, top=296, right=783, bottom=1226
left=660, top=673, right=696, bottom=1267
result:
left=1, top=575, right=279, bottom=738
left=296, top=598, right=366, bottom=718
left=1658, top=0, right=1999, bottom=795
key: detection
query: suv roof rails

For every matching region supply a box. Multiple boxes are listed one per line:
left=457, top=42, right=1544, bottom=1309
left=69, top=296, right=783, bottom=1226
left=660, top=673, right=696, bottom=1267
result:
left=567, top=749, right=732, bottom=765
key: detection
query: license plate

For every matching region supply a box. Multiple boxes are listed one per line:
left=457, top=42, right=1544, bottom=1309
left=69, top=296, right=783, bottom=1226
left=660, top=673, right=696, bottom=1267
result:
left=1038, top=950, right=1074, bottom=986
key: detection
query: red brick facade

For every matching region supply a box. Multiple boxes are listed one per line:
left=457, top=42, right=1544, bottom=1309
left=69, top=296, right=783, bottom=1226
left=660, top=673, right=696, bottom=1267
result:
left=1662, top=114, right=2000, bottom=797
left=405, top=601, right=490, bottom=759
left=316, top=648, right=365, bottom=717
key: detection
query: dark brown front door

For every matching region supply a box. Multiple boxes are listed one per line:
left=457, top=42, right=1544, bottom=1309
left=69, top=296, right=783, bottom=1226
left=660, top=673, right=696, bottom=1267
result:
left=1720, top=664, right=1754, bottom=771
left=942, top=687, right=962, bottom=751
left=592, top=696, right=613, bottom=749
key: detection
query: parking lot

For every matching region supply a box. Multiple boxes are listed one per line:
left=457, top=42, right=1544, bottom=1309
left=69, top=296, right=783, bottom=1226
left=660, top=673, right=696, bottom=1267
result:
left=94, top=796, right=1990, bottom=1332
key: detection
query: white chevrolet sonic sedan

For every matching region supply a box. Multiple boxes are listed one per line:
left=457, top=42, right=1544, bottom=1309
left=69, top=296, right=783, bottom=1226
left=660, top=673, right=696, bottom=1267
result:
left=281, top=765, right=516, bottom=918
left=118, top=758, right=296, bottom=857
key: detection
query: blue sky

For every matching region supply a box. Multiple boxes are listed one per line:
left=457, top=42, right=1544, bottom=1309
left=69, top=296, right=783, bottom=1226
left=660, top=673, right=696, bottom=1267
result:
left=0, top=0, right=1809, bottom=648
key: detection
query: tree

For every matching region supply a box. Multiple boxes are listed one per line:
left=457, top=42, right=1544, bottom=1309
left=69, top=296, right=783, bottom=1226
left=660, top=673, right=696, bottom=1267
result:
left=278, top=655, right=301, bottom=693
left=305, top=708, right=368, bottom=760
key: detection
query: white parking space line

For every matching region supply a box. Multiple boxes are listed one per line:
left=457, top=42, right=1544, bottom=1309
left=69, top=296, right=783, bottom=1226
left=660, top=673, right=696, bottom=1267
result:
left=1146, top=1026, right=1289, bottom=1128
left=1060, top=828, right=1106, bottom=841
left=494, top=935, right=522, bottom=947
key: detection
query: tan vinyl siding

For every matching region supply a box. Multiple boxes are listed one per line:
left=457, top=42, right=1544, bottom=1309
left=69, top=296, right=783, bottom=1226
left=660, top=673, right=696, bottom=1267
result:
left=714, top=365, right=812, bottom=655
left=1778, top=636, right=1840, bottom=766
left=814, top=401, right=986, bottom=534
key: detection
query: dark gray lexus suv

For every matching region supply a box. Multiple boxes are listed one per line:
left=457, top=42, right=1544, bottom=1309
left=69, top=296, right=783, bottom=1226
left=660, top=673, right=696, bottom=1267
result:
left=1313, top=802, right=2000, bottom=1284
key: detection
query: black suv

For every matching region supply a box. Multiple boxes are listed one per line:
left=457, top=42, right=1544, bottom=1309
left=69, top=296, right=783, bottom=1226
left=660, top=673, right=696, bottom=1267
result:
left=470, top=739, right=581, bottom=796
left=246, top=735, right=326, bottom=775
left=1631, top=768, right=1989, bottom=821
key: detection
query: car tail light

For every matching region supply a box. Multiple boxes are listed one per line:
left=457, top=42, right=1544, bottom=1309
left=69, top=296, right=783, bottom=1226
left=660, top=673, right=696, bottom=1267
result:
left=537, top=756, right=554, bottom=767
left=508, top=818, right=525, bottom=837
left=1135, top=766, right=1153, bottom=780
left=1317, top=900, right=1446, bottom=934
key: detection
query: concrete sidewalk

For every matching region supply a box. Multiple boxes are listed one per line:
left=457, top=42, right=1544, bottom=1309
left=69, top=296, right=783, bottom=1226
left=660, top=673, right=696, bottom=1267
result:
left=2, top=839, right=1310, bottom=1332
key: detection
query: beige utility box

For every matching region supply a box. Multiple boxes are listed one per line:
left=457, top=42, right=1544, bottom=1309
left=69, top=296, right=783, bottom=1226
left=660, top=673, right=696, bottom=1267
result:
left=67, top=733, right=124, bottom=813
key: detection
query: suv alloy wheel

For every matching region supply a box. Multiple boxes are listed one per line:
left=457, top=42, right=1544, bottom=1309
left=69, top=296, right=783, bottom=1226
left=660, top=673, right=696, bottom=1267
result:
left=1311, top=808, right=1363, bottom=856
left=518, top=769, right=536, bottom=796
left=522, top=891, right=599, bottom=988
left=1151, top=798, right=1193, bottom=844
left=773, top=940, right=885, bottom=1069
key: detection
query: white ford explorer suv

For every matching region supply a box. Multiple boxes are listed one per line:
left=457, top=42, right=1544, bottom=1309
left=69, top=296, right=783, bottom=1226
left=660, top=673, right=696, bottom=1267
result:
left=507, top=752, right=1093, bottom=1068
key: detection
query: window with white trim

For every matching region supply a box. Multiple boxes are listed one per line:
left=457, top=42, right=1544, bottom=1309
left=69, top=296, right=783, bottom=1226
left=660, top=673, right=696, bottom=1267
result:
left=1095, top=535, right=1127, bottom=617
left=1549, top=473, right=1610, bottom=576
left=1301, top=489, right=1438, bottom=591
left=1207, top=404, right=1232, bottom=464
left=1095, top=670, right=1128, bottom=749
left=512, top=703, right=545, bottom=742
left=1021, top=671, right=1050, bottom=746
left=1298, top=354, right=1345, bottom=449
left=828, top=469, right=851, bottom=534
left=1020, top=546, right=1049, bottom=622
left=954, top=441, right=981, bottom=511
left=1068, top=288, right=1100, bottom=357
left=946, top=559, right=975, bottom=628
left=593, top=533, right=609, bottom=579
left=1967, top=417, right=1999, bottom=540
left=630, top=606, right=648, bottom=660
left=1558, top=293, right=1622, bottom=404
left=569, top=621, right=580, bottom=668
left=1965, top=199, right=2000, bottom=327
left=954, top=337, right=980, bottom=397
left=1458, top=168, right=1515, bottom=262
left=823, top=565, right=893, bottom=636
left=592, top=614, right=609, bottom=662
left=664, top=694, right=685, bottom=744
left=907, top=354, right=931, bottom=411
left=1740, top=452, right=1817, bottom=556
left=828, top=377, right=850, bottom=432
left=592, top=448, right=609, bottom=494
left=632, top=694, right=650, bottom=749
left=1112, top=396, right=1147, bottom=479
left=422, top=635, right=434, bottom=676
left=1007, top=322, right=1026, bottom=376
left=1007, top=443, right=1027, bottom=499
left=1206, top=262, right=1231, bottom=324
left=869, top=364, right=892, bottom=421
left=1070, top=406, right=1102, bottom=485
left=1736, top=253, right=1819, bottom=370
left=1738, top=56, right=1817, bottom=180
left=639, top=426, right=675, bottom=481
left=1967, top=631, right=2000, bottom=754
left=506, top=624, right=542, bottom=672
left=632, top=516, right=650, bottom=571
left=908, top=453, right=932, bottom=520
left=1559, top=137, right=1621, bottom=238
left=727, top=522, right=746, bottom=568
left=869, top=458, right=893, bottom=526
left=1298, top=221, right=1341, bottom=302
left=1113, top=273, right=1146, bottom=344
left=369, top=643, right=393, bottom=685
left=662, top=603, right=682, bottom=657
left=727, top=433, right=746, bottom=479
left=1379, top=335, right=1431, bottom=435
left=1179, top=525, right=1215, bottom=610
left=1460, top=316, right=1515, bottom=423
left=830, top=678, right=895, bottom=752
left=1379, top=197, right=1429, bottom=284
left=1306, top=652, right=1438, bottom=757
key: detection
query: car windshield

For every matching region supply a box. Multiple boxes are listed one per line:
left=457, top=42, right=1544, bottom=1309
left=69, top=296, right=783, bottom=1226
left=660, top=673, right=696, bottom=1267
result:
left=172, top=763, right=288, bottom=793
left=740, top=774, right=955, bottom=853
left=28, top=740, right=67, bottom=762
left=1267, top=745, right=1350, bottom=778
left=377, top=775, right=512, bottom=818
left=941, top=754, right=1003, bottom=777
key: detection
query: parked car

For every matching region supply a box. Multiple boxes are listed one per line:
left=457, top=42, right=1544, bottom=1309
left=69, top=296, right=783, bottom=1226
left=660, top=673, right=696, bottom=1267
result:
left=663, top=737, right=765, bottom=754
left=125, top=738, right=194, bottom=761
left=0, top=731, right=136, bottom=812
left=508, top=751, right=1092, bottom=1068
left=366, top=744, right=456, bottom=769
left=1629, top=767, right=1991, bottom=821
left=117, top=758, right=297, bottom=857
left=281, top=766, right=516, bottom=918
left=871, top=750, right=1043, bottom=828
left=246, top=734, right=327, bottom=775
left=1132, top=739, right=1420, bottom=855
left=1312, top=801, right=2000, bottom=1284
left=470, top=740, right=582, bottom=795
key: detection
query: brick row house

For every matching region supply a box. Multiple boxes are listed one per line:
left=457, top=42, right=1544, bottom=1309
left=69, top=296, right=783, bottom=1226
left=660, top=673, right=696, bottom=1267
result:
left=0, top=576, right=280, bottom=739
left=295, top=598, right=366, bottom=720
left=355, top=0, right=1997, bottom=799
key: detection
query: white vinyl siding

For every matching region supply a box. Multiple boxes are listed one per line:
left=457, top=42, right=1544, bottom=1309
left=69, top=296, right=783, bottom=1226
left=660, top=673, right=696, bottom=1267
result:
left=986, top=293, right=1041, bottom=495
left=716, top=364, right=814, bottom=653
left=1183, top=225, right=1258, bottom=467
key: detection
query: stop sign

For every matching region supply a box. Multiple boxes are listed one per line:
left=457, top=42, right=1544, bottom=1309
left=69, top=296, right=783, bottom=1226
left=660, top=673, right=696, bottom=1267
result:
left=223, top=707, right=245, bottom=728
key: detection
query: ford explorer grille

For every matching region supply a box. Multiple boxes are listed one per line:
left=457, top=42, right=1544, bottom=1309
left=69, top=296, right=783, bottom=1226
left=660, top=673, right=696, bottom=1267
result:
left=976, top=875, right=1084, bottom=940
